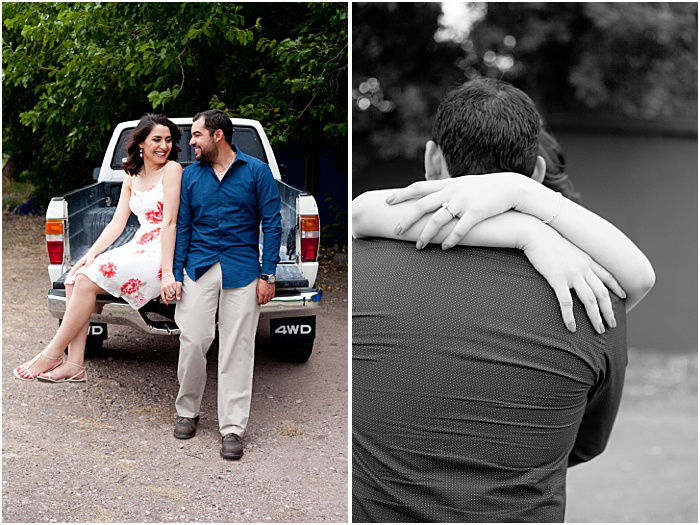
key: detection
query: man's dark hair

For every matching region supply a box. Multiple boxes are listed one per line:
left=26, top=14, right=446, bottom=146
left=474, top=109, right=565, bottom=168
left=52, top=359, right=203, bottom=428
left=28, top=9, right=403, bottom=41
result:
left=432, top=78, right=542, bottom=177
left=193, top=109, right=234, bottom=146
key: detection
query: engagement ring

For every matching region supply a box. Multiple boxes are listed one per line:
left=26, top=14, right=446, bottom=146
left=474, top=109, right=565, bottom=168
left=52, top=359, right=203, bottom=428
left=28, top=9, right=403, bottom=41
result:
left=441, top=201, right=460, bottom=219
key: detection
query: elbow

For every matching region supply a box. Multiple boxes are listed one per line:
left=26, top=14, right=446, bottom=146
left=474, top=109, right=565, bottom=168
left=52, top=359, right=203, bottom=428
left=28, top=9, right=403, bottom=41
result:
left=626, top=258, right=656, bottom=303
left=162, top=217, right=177, bottom=229
left=635, top=257, right=656, bottom=296
left=351, top=194, right=368, bottom=238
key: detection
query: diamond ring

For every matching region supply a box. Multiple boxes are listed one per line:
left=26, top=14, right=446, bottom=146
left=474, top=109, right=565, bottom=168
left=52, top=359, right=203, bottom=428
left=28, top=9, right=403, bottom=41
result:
left=441, top=201, right=460, bottom=219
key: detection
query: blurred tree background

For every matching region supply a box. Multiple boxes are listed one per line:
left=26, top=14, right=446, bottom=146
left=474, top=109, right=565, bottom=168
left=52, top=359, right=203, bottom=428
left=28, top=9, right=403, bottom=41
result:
left=3, top=2, right=347, bottom=213
left=353, top=2, right=697, bottom=173
left=353, top=6, right=697, bottom=520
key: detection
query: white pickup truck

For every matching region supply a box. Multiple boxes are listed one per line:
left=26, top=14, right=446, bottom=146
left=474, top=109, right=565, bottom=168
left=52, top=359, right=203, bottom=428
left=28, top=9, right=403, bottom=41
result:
left=45, top=118, right=322, bottom=362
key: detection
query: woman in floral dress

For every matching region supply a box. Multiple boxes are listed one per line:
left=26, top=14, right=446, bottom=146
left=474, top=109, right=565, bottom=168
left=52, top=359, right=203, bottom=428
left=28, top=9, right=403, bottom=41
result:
left=13, top=114, right=184, bottom=382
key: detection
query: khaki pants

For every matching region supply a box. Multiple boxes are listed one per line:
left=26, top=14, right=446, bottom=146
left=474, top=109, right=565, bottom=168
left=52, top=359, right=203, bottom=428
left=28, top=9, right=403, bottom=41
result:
left=174, top=263, right=260, bottom=436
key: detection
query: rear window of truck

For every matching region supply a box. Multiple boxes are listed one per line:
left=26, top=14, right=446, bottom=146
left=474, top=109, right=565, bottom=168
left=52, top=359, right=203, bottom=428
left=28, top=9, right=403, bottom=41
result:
left=110, top=124, right=268, bottom=169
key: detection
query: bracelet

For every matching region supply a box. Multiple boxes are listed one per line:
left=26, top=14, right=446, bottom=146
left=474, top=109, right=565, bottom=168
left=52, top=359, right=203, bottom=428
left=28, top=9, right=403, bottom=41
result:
left=542, top=192, right=564, bottom=225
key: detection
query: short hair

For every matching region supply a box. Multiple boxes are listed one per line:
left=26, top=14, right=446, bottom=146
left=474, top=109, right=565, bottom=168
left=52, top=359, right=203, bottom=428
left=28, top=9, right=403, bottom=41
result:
left=122, top=114, right=182, bottom=176
left=432, top=78, right=542, bottom=177
left=192, top=109, right=233, bottom=146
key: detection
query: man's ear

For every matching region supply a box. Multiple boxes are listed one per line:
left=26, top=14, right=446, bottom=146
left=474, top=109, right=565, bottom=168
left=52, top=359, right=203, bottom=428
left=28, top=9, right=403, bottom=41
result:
left=213, top=129, right=224, bottom=143
left=531, top=155, right=546, bottom=184
left=424, top=140, right=449, bottom=180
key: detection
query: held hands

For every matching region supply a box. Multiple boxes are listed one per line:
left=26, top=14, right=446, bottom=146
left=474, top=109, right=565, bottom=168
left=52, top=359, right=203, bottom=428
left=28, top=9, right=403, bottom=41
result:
left=160, top=271, right=181, bottom=305
left=257, top=279, right=275, bottom=305
left=386, top=173, right=524, bottom=249
left=69, top=252, right=96, bottom=276
left=523, top=227, right=626, bottom=334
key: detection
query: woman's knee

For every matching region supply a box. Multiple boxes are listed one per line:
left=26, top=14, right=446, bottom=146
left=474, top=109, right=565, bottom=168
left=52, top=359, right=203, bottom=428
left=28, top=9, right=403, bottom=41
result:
left=74, top=274, right=98, bottom=294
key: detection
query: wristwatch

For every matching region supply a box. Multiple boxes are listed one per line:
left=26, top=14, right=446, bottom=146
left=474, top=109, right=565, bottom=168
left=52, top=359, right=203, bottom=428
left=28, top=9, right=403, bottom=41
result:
left=260, top=274, right=276, bottom=284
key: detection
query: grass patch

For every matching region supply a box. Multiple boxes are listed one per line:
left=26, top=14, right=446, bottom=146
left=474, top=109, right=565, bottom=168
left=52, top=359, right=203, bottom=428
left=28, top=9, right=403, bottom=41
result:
left=2, top=176, right=35, bottom=212
left=278, top=420, right=305, bottom=437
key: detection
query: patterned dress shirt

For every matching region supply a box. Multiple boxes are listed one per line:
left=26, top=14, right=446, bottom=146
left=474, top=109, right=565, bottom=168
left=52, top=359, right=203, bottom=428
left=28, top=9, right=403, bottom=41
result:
left=352, top=238, right=627, bottom=522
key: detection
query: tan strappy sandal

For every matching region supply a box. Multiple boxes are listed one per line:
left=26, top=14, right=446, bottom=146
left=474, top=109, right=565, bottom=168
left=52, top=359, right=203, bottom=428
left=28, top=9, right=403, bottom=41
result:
left=13, top=351, right=63, bottom=381
left=37, top=360, right=87, bottom=383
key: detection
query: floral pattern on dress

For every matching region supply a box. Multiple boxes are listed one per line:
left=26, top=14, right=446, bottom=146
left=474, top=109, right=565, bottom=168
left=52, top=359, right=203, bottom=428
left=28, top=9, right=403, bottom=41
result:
left=71, top=178, right=164, bottom=311
left=121, top=278, right=143, bottom=295
left=157, top=268, right=162, bottom=280
left=145, top=201, right=163, bottom=224
left=137, top=228, right=161, bottom=245
left=99, top=261, right=118, bottom=279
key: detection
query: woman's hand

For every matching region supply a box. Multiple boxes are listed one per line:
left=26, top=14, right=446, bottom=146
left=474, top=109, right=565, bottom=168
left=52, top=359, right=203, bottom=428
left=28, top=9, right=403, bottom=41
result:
left=386, top=173, right=526, bottom=249
left=160, top=271, right=177, bottom=305
left=522, top=226, right=625, bottom=334
left=69, top=253, right=96, bottom=276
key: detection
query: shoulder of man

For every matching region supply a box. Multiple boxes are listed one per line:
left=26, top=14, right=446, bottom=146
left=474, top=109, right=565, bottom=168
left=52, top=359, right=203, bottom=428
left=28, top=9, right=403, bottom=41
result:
left=182, top=161, right=200, bottom=179
left=236, top=149, right=272, bottom=175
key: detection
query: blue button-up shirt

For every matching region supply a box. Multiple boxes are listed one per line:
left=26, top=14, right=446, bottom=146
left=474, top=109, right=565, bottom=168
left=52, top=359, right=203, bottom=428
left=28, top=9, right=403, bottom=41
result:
left=173, top=147, right=282, bottom=288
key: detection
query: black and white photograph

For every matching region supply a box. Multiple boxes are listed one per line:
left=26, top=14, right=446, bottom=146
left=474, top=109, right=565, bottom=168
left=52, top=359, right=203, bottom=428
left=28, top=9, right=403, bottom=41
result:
left=352, top=2, right=697, bottom=522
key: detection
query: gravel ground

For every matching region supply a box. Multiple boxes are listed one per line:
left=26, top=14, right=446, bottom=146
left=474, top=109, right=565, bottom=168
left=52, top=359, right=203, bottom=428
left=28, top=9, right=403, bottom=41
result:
left=2, top=214, right=348, bottom=523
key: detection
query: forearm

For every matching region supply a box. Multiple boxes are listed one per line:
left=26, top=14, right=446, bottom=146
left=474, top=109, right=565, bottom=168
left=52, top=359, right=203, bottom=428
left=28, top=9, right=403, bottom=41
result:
left=160, top=222, right=177, bottom=276
left=353, top=189, right=538, bottom=249
left=516, top=179, right=655, bottom=309
left=172, top=227, right=189, bottom=282
left=260, top=219, right=282, bottom=275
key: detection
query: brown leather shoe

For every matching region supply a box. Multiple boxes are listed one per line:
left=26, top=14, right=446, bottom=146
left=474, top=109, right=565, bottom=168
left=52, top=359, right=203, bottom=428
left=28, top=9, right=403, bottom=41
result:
left=220, top=433, right=244, bottom=460
left=174, top=415, right=199, bottom=439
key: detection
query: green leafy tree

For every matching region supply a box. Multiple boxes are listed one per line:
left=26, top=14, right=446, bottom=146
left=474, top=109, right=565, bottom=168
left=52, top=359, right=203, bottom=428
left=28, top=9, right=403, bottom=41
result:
left=2, top=2, right=347, bottom=205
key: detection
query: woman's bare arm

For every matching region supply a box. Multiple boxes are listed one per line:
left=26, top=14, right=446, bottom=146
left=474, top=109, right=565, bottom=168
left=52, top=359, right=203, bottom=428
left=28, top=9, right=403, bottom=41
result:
left=382, top=174, right=655, bottom=311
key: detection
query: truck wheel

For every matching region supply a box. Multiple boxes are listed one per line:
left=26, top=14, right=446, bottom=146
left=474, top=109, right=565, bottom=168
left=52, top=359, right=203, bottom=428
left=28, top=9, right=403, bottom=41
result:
left=273, top=339, right=314, bottom=363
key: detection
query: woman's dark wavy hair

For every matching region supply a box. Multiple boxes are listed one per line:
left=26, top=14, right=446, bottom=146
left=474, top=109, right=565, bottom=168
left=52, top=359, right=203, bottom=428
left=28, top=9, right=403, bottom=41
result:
left=538, top=128, right=581, bottom=204
left=121, top=114, right=182, bottom=176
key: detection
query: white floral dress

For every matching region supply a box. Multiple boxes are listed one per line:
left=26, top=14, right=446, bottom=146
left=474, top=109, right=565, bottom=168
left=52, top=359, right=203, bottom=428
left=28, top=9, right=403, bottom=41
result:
left=65, top=178, right=164, bottom=310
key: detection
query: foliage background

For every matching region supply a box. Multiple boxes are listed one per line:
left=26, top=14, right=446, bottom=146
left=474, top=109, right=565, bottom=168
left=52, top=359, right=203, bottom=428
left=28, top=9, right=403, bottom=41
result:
left=353, top=2, right=697, bottom=171
left=2, top=1, right=348, bottom=229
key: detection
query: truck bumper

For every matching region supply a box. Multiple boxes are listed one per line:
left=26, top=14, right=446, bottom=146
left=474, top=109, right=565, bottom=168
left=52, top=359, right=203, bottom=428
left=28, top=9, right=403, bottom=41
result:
left=47, top=288, right=322, bottom=336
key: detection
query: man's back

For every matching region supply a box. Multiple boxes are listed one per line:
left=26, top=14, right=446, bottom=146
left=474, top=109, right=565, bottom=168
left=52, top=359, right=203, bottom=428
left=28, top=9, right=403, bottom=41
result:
left=352, top=238, right=627, bottom=522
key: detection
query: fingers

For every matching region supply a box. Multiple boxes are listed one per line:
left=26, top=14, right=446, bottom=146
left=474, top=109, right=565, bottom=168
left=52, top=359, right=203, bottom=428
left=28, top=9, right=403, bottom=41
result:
left=69, top=261, right=84, bottom=275
left=161, top=290, right=169, bottom=305
left=589, top=260, right=627, bottom=300
left=572, top=276, right=605, bottom=334
left=441, top=210, right=483, bottom=250
left=415, top=207, right=455, bottom=249
left=386, top=179, right=450, bottom=205
left=395, top=192, right=446, bottom=235
left=585, top=270, right=616, bottom=329
left=175, top=282, right=182, bottom=301
left=550, top=281, right=577, bottom=333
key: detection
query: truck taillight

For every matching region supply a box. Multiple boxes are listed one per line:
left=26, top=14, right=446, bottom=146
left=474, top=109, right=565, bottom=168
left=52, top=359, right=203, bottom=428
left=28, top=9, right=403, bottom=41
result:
left=300, top=215, right=320, bottom=262
left=46, top=219, right=64, bottom=264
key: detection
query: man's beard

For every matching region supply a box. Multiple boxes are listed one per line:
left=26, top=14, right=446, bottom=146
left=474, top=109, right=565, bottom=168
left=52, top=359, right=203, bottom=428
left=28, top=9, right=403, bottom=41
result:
left=196, top=145, right=217, bottom=163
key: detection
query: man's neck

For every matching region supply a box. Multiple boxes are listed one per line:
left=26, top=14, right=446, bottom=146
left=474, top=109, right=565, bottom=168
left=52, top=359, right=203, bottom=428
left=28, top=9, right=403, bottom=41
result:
left=211, top=147, right=236, bottom=179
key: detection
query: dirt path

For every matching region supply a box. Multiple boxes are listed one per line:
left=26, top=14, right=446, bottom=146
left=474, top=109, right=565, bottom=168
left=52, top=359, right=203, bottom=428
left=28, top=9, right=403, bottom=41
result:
left=2, top=215, right=348, bottom=523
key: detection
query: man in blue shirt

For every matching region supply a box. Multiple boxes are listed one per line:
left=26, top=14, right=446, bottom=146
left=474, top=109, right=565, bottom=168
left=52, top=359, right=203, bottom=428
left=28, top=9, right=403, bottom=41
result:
left=171, top=109, right=282, bottom=460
